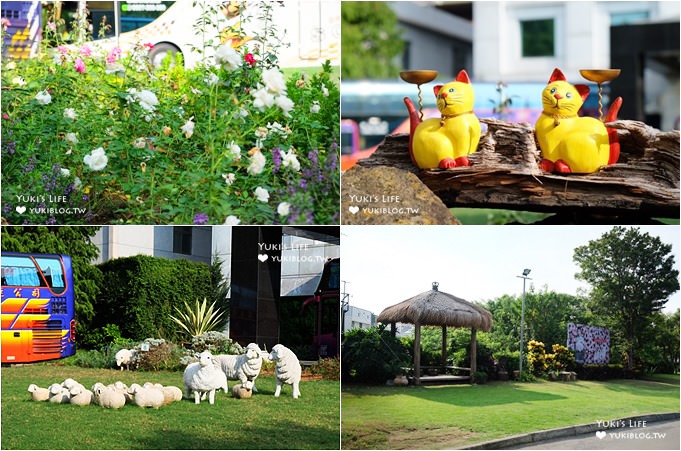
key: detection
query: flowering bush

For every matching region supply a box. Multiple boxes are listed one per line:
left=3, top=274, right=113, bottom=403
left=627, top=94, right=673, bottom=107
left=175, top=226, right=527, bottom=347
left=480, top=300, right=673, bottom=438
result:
left=1, top=4, right=339, bottom=225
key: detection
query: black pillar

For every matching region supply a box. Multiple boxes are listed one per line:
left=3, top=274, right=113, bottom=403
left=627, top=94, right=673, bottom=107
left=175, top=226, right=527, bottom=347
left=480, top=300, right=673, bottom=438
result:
left=230, top=226, right=282, bottom=350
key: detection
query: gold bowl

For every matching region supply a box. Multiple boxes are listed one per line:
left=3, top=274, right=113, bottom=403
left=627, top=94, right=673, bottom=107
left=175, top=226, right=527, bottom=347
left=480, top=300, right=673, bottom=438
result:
left=579, top=69, right=621, bottom=84
left=400, top=70, right=438, bottom=85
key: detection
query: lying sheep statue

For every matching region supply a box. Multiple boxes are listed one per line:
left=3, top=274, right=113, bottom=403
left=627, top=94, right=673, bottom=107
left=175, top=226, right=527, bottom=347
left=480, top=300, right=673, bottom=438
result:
left=93, top=384, right=126, bottom=409
left=128, top=383, right=164, bottom=409
left=269, top=344, right=302, bottom=399
left=183, top=350, right=228, bottom=404
left=216, top=343, right=264, bottom=392
left=27, top=384, right=50, bottom=402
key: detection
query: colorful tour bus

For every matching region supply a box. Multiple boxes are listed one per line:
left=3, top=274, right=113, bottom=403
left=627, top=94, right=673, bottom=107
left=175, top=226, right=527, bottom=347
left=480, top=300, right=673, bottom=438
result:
left=1, top=252, right=76, bottom=363
left=302, top=257, right=340, bottom=358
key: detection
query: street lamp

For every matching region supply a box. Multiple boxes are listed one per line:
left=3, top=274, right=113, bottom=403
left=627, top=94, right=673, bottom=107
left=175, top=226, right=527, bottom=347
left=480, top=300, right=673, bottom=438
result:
left=517, top=269, right=532, bottom=379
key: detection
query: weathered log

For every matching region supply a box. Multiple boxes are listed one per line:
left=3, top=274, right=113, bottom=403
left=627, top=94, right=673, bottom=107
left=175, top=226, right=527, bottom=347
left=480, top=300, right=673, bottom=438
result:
left=356, top=119, right=680, bottom=222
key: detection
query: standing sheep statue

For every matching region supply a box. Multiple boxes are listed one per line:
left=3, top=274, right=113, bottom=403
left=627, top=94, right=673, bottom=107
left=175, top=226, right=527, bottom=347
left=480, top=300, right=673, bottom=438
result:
left=183, top=350, right=228, bottom=405
left=269, top=344, right=302, bottom=399
left=115, top=348, right=137, bottom=371
left=215, top=343, right=264, bottom=392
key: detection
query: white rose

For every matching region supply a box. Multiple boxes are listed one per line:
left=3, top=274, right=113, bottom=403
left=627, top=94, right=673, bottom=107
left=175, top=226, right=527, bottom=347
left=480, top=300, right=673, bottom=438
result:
left=321, top=83, right=329, bottom=97
left=254, top=186, right=270, bottom=203
left=60, top=168, right=71, bottom=177
left=11, top=76, right=26, bottom=86
left=63, top=108, right=77, bottom=120
left=262, top=68, right=286, bottom=94
left=247, top=150, right=267, bottom=175
left=215, top=44, right=241, bottom=71
left=35, top=90, right=52, bottom=105
left=84, top=147, right=108, bottom=171
left=227, top=141, right=241, bottom=161
left=224, top=215, right=240, bottom=225
left=277, top=202, right=290, bottom=217
left=136, top=89, right=158, bottom=112
left=73, top=177, right=82, bottom=190
left=281, top=149, right=301, bottom=172
left=65, top=132, right=79, bottom=144
left=275, top=95, right=295, bottom=117
left=222, top=173, right=236, bottom=185
left=252, top=86, right=275, bottom=112
left=310, top=101, right=321, bottom=114
left=181, top=116, right=195, bottom=138
left=205, top=71, right=219, bottom=86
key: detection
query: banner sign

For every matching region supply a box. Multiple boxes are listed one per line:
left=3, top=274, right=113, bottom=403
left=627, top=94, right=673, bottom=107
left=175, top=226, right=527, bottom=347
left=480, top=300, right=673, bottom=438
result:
left=567, top=323, right=610, bottom=364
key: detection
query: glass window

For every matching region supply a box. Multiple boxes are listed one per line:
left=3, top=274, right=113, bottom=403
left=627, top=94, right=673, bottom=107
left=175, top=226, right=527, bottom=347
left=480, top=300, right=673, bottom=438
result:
left=521, top=19, right=554, bottom=57
left=1, top=256, right=41, bottom=287
left=173, top=227, right=193, bottom=255
left=34, top=257, right=65, bottom=289
left=610, top=11, right=649, bottom=26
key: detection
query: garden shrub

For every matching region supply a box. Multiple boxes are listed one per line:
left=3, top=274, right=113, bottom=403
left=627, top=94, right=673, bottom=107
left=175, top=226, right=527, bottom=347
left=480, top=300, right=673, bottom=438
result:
left=473, top=370, right=488, bottom=384
left=93, top=255, right=213, bottom=343
left=78, top=322, right=123, bottom=351
left=70, top=348, right=116, bottom=369
left=133, top=339, right=185, bottom=372
left=1, top=3, right=339, bottom=225
left=495, top=350, right=520, bottom=373
left=190, top=331, right=242, bottom=354
left=546, top=344, right=575, bottom=372
left=309, top=357, right=340, bottom=381
left=576, top=363, right=625, bottom=380
left=342, top=326, right=410, bottom=384
left=527, top=340, right=548, bottom=375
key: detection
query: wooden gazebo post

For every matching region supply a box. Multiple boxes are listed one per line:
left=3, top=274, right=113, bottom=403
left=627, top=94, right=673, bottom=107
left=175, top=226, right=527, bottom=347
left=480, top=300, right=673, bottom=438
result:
left=470, top=327, right=477, bottom=383
left=414, top=320, right=421, bottom=385
left=441, top=325, right=447, bottom=368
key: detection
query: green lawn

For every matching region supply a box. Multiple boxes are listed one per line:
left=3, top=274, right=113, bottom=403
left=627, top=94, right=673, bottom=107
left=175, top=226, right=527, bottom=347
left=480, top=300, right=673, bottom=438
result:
left=1, top=365, right=339, bottom=449
left=341, top=379, right=679, bottom=449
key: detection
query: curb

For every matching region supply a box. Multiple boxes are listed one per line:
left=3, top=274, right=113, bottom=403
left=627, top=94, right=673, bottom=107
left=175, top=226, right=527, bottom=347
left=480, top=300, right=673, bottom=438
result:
left=462, top=412, right=680, bottom=450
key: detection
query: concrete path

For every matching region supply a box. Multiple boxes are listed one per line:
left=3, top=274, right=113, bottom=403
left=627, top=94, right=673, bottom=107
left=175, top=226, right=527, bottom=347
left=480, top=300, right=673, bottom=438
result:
left=507, top=419, right=679, bottom=450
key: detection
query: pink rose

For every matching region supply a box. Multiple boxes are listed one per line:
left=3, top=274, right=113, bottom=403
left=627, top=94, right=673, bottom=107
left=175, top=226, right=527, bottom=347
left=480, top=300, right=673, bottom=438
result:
left=74, top=57, right=86, bottom=73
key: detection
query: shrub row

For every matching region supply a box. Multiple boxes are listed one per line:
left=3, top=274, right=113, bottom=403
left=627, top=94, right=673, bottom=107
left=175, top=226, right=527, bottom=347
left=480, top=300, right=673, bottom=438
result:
left=90, top=255, right=215, bottom=345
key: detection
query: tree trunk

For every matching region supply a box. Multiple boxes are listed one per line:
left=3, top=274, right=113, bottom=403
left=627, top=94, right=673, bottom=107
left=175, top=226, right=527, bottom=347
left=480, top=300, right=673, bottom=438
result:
left=356, top=119, right=679, bottom=222
left=471, top=327, right=477, bottom=384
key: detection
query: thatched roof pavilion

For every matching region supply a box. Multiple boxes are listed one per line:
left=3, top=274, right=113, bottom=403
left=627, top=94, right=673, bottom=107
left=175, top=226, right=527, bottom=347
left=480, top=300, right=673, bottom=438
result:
left=377, top=282, right=493, bottom=385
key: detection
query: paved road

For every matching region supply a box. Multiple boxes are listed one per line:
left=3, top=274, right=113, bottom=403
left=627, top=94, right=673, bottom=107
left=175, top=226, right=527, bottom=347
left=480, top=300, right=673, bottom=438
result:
left=509, top=420, right=680, bottom=450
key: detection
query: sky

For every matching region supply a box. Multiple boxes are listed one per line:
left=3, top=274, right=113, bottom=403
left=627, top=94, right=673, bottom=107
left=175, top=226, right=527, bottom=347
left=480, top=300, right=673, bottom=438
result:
left=341, top=225, right=681, bottom=316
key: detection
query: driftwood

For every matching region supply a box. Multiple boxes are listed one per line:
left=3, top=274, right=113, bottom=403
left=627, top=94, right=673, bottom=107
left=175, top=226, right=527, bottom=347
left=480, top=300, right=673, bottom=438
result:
left=357, top=119, right=680, bottom=222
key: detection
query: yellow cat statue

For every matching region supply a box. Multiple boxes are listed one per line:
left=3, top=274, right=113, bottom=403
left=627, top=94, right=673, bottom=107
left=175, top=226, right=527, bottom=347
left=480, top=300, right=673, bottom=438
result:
left=536, top=68, right=622, bottom=173
left=404, top=70, right=481, bottom=169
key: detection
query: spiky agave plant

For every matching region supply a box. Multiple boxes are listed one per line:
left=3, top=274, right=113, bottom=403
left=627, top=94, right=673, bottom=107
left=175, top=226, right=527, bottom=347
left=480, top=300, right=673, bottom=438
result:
left=170, top=297, right=226, bottom=338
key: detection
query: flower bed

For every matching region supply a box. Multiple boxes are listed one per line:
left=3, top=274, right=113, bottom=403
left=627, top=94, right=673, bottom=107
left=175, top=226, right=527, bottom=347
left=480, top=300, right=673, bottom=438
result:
left=1, top=7, right=339, bottom=225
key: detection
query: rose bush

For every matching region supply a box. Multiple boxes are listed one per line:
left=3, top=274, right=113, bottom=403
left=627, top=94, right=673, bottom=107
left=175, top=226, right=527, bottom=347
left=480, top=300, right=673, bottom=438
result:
left=1, top=5, right=339, bottom=225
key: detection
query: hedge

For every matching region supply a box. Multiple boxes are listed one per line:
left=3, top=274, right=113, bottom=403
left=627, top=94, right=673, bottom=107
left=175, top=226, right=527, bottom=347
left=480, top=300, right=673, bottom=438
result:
left=93, top=255, right=214, bottom=343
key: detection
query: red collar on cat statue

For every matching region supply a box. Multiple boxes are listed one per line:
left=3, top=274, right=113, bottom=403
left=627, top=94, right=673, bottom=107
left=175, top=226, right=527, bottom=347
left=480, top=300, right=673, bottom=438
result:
left=440, top=110, right=474, bottom=127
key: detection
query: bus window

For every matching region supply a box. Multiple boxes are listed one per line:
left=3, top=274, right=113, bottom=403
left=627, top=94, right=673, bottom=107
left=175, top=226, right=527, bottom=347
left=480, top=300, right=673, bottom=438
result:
left=1, top=256, right=42, bottom=287
left=34, top=257, right=66, bottom=290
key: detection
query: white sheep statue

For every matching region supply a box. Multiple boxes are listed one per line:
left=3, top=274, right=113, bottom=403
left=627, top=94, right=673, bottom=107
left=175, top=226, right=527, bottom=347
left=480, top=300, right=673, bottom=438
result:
left=93, top=385, right=126, bottom=409
left=128, top=383, right=164, bottom=409
left=48, top=383, right=71, bottom=404
left=183, top=350, right=228, bottom=405
left=115, top=348, right=137, bottom=371
left=69, top=385, right=94, bottom=406
left=102, top=381, right=133, bottom=404
left=215, top=343, right=264, bottom=392
left=27, top=384, right=50, bottom=402
left=160, top=385, right=183, bottom=404
left=269, top=344, right=302, bottom=399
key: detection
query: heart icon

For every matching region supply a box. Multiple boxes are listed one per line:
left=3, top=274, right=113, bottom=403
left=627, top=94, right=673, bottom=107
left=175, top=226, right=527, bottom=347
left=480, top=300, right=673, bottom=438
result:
left=257, top=254, right=268, bottom=262
left=16, top=206, right=26, bottom=214
left=595, top=431, right=606, bottom=439
left=348, top=206, right=359, bottom=214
